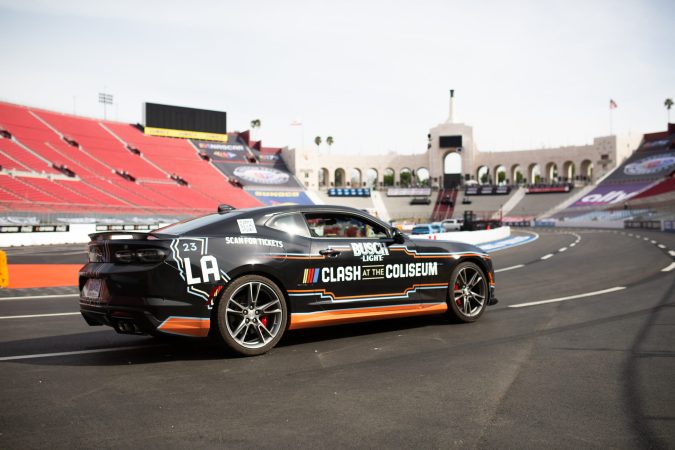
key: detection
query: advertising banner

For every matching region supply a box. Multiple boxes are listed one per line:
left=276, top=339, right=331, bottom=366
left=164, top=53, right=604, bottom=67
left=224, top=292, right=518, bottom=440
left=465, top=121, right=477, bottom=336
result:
left=194, top=140, right=249, bottom=162
left=465, top=185, right=511, bottom=196
left=386, top=188, right=432, bottom=197
left=144, top=127, right=229, bottom=142
left=214, top=162, right=303, bottom=188
left=526, top=184, right=573, bottom=194
left=571, top=182, right=651, bottom=207
left=248, top=190, right=314, bottom=206
left=328, top=188, right=371, bottom=197
left=603, top=150, right=675, bottom=184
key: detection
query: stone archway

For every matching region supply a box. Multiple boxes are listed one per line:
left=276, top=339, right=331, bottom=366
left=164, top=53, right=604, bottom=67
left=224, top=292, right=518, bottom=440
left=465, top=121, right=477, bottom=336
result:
left=318, top=167, right=329, bottom=187
left=366, top=168, right=378, bottom=188
left=334, top=168, right=345, bottom=187
left=383, top=168, right=395, bottom=187
left=348, top=168, right=362, bottom=187
left=528, top=163, right=541, bottom=184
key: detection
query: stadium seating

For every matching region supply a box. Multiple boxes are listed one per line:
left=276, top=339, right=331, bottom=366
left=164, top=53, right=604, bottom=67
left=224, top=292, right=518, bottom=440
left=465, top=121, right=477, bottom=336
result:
left=0, top=102, right=262, bottom=216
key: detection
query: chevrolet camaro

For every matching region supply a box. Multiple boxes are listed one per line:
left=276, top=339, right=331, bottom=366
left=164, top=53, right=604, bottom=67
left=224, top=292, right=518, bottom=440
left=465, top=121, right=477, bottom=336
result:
left=79, top=205, right=497, bottom=355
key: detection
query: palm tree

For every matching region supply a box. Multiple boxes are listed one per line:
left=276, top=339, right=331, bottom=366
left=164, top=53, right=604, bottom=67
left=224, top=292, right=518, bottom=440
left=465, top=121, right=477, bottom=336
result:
left=326, top=136, right=334, bottom=153
left=665, top=98, right=673, bottom=123
left=314, top=136, right=322, bottom=151
left=250, top=119, right=261, bottom=139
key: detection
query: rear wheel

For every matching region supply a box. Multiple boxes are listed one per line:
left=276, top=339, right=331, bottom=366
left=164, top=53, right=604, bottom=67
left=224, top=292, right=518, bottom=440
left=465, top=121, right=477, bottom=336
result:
left=447, top=262, right=487, bottom=323
left=216, top=275, right=287, bottom=356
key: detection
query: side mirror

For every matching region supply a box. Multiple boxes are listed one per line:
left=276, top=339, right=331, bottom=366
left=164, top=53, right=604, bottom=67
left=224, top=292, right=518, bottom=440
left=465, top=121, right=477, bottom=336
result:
left=391, top=227, right=406, bottom=244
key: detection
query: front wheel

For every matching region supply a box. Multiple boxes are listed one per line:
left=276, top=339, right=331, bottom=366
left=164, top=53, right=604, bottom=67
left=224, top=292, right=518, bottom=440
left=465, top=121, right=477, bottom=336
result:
left=447, top=262, right=487, bottom=323
left=216, top=275, right=288, bottom=356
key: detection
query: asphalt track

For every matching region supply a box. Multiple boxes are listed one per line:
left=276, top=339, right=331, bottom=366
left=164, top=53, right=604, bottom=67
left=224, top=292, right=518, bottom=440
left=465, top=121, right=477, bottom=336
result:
left=1, top=229, right=674, bottom=449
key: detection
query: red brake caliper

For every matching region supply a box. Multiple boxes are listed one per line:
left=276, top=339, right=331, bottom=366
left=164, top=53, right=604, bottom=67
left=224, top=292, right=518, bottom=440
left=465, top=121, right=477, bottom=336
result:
left=454, top=283, right=462, bottom=306
left=260, top=315, right=268, bottom=328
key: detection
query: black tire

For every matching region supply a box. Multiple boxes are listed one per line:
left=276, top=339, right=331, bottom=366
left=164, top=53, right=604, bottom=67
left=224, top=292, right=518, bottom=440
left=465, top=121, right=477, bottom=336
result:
left=216, top=275, right=288, bottom=356
left=447, top=261, right=488, bottom=323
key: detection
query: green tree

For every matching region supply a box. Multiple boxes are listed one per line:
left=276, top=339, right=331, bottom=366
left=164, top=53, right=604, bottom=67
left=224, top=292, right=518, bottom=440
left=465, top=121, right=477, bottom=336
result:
left=400, top=171, right=412, bottom=187
left=326, top=136, right=334, bottom=152
left=666, top=98, right=673, bottom=122
left=314, top=136, right=322, bottom=151
left=250, top=119, right=261, bottom=138
left=383, top=173, right=394, bottom=186
left=480, top=173, right=488, bottom=184
left=497, top=171, right=506, bottom=184
left=515, top=172, right=524, bottom=184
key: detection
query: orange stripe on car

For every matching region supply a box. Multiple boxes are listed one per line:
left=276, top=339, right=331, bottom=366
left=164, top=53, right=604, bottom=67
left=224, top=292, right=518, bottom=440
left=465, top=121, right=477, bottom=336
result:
left=287, top=282, right=448, bottom=301
left=157, top=317, right=210, bottom=337
left=289, top=303, right=448, bottom=330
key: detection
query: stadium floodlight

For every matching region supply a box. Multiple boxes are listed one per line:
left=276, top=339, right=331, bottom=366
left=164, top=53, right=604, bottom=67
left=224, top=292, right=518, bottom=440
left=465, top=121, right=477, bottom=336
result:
left=98, top=92, right=113, bottom=120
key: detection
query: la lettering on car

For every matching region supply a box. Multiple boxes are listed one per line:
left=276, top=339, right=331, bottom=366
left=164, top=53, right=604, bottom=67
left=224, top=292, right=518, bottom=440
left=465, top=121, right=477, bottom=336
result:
left=80, top=205, right=497, bottom=356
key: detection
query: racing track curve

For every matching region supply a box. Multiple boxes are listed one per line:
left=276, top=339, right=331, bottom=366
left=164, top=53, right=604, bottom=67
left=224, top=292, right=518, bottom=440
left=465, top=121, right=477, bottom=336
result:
left=0, top=229, right=673, bottom=448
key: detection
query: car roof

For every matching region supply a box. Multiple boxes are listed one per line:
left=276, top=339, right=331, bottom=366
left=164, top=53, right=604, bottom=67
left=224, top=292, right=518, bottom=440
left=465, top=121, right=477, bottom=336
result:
left=235, top=204, right=392, bottom=228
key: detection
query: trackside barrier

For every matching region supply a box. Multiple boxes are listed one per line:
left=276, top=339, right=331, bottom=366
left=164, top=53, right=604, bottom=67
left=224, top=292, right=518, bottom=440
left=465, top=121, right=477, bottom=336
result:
left=663, top=221, right=675, bottom=233
left=412, top=226, right=510, bottom=245
left=0, top=250, right=8, bottom=287
left=0, top=224, right=165, bottom=247
left=624, top=220, right=663, bottom=231
left=534, top=220, right=556, bottom=227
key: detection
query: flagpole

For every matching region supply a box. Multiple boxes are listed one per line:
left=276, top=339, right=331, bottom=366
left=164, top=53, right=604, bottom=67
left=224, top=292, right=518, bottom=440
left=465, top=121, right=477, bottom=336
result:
left=609, top=106, right=613, bottom=136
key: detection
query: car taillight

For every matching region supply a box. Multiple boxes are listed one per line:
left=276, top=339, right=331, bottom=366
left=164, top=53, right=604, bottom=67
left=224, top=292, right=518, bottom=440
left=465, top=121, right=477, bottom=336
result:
left=88, top=247, right=103, bottom=263
left=114, top=249, right=167, bottom=263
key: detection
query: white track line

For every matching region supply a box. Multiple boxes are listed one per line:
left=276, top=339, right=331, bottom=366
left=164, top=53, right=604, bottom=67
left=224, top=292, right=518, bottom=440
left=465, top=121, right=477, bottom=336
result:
left=570, top=243, right=576, bottom=247
left=559, top=247, right=567, bottom=252
left=0, top=312, right=80, bottom=320
left=509, top=286, right=627, bottom=308
left=657, top=244, right=666, bottom=249
left=651, top=240, right=657, bottom=244
left=495, top=264, right=525, bottom=273
left=541, top=253, right=554, bottom=260
left=670, top=250, right=675, bottom=257
left=662, top=263, right=675, bottom=273
left=0, top=294, right=79, bottom=301
left=0, top=345, right=159, bottom=362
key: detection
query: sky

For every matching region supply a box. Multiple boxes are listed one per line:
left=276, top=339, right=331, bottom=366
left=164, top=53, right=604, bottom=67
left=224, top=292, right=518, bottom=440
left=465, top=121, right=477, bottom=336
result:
left=0, top=0, right=673, bottom=154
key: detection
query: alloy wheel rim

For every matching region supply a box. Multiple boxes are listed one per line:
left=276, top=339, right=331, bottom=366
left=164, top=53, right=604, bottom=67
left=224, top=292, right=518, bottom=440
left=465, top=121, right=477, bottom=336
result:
left=452, top=267, right=486, bottom=317
left=225, top=281, right=283, bottom=349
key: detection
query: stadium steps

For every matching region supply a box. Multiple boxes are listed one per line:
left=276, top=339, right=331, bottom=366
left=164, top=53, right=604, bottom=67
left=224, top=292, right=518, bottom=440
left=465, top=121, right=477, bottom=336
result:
left=0, top=147, right=32, bottom=172
left=370, top=190, right=391, bottom=222
left=0, top=138, right=55, bottom=173
left=500, top=187, right=526, bottom=216
left=99, top=122, right=171, bottom=179
left=539, top=184, right=595, bottom=219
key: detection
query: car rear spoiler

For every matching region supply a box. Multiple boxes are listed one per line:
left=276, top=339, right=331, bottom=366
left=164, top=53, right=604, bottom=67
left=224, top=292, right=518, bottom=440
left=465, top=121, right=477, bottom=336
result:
left=88, top=231, right=152, bottom=241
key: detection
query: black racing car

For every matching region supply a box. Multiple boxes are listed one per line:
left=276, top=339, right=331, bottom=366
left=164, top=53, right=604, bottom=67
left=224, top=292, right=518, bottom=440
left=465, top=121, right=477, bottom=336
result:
left=79, top=205, right=497, bottom=355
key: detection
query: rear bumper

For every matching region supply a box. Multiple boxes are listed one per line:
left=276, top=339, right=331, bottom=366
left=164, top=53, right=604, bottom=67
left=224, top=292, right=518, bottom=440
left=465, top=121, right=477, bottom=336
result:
left=80, top=303, right=162, bottom=335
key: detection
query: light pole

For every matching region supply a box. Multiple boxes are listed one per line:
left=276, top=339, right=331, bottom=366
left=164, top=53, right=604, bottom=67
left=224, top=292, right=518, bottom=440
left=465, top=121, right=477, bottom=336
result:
left=98, top=92, right=113, bottom=120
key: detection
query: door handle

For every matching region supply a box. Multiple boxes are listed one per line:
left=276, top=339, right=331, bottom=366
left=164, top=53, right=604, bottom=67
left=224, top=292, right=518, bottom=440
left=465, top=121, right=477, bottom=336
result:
left=319, top=248, right=341, bottom=257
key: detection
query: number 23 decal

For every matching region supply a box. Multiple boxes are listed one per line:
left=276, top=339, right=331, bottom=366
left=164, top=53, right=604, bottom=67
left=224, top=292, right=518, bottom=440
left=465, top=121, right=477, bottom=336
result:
left=182, top=242, right=198, bottom=251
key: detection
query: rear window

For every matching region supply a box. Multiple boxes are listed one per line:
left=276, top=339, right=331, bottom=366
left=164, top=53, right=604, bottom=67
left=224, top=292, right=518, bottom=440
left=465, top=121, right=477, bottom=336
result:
left=153, top=212, right=240, bottom=235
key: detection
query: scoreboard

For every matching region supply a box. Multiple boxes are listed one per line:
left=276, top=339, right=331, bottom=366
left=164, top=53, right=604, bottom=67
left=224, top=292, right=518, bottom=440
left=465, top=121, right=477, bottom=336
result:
left=143, top=103, right=228, bottom=142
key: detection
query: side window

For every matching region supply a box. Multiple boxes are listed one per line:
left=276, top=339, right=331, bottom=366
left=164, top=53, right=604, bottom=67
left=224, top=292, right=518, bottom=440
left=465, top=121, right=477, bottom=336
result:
left=266, top=213, right=310, bottom=237
left=303, top=213, right=388, bottom=239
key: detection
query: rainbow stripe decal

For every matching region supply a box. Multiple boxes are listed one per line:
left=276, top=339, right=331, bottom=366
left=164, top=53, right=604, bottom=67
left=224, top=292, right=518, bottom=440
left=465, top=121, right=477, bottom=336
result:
left=302, top=267, right=322, bottom=284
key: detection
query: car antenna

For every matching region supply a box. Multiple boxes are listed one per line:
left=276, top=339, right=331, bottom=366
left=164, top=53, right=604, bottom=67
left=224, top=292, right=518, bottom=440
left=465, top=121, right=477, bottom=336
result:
left=218, top=204, right=235, bottom=214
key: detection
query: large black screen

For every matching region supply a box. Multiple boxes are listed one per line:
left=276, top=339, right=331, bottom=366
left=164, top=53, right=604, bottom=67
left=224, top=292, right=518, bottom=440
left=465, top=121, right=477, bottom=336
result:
left=144, top=103, right=227, bottom=134
left=439, top=135, right=462, bottom=148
